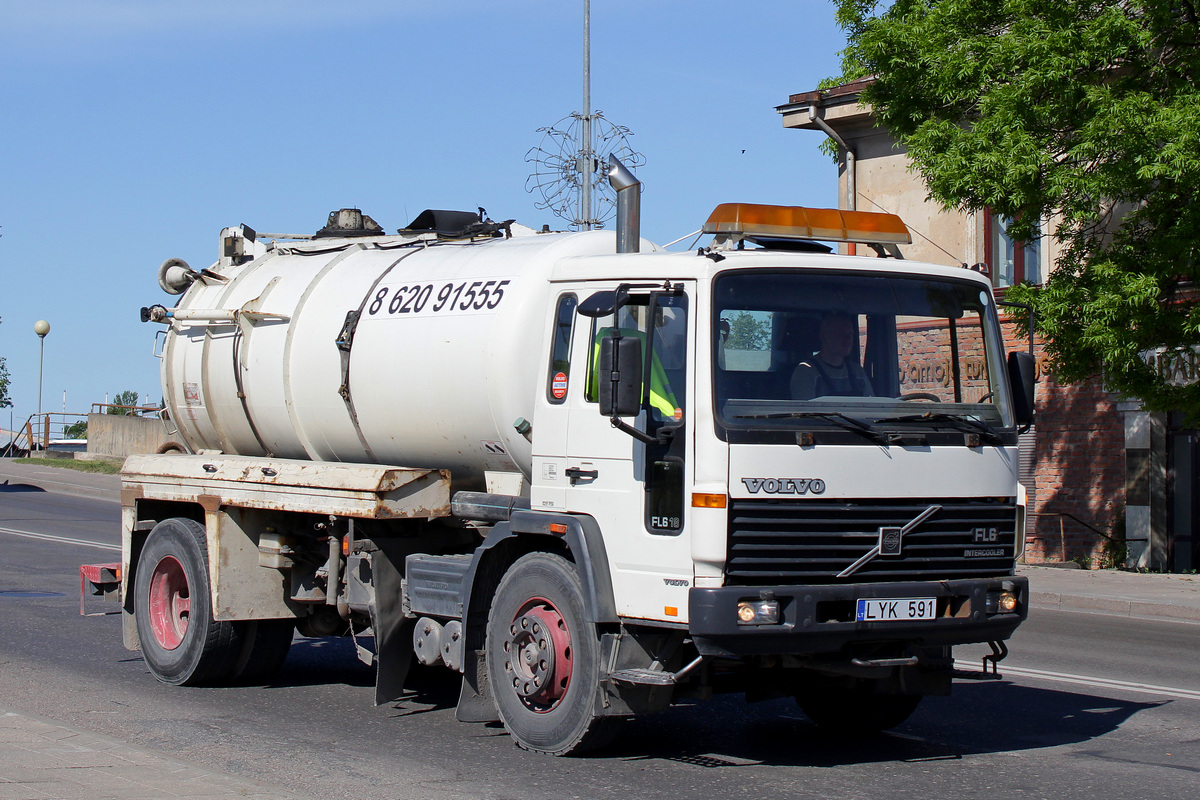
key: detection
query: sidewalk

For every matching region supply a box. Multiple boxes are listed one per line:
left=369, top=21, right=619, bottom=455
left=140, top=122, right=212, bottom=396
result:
left=1020, top=563, right=1200, bottom=623
left=0, top=705, right=306, bottom=800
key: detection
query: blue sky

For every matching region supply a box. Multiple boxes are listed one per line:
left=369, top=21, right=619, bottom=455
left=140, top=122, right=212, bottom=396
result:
left=0, top=0, right=846, bottom=430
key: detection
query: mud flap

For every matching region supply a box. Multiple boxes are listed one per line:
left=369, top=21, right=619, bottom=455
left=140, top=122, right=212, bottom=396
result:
left=370, top=542, right=415, bottom=705
left=455, top=649, right=500, bottom=723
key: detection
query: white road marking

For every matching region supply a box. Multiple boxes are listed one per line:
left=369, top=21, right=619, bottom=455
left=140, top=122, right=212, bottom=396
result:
left=1000, top=664, right=1200, bottom=701
left=0, top=525, right=119, bottom=552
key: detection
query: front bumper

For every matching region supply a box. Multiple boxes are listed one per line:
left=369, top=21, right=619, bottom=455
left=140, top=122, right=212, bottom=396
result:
left=689, top=576, right=1027, bottom=658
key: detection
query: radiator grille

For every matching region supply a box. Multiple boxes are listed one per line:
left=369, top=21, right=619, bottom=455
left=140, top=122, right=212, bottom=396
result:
left=727, top=498, right=1017, bottom=586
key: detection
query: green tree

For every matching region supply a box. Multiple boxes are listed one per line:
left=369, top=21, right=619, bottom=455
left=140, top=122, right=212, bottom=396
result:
left=834, top=0, right=1200, bottom=415
left=107, top=390, right=140, bottom=415
left=0, top=316, right=11, bottom=409
left=0, top=358, right=10, bottom=410
left=64, top=420, right=87, bottom=439
left=724, top=311, right=770, bottom=351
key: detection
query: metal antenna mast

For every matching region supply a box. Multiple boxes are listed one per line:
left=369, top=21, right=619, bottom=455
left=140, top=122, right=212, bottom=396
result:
left=525, top=1, right=644, bottom=230
left=581, top=0, right=593, bottom=229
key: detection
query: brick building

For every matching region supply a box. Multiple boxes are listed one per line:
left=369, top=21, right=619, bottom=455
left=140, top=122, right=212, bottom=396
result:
left=775, top=79, right=1190, bottom=571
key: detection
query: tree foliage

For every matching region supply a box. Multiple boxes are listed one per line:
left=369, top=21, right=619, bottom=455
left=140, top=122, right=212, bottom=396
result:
left=0, top=317, right=10, bottom=410
left=725, top=311, right=771, bottom=350
left=106, top=390, right=140, bottom=415
left=834, top=0, right=1200, bottom=415
left=0, top=357, right=9, bottom=410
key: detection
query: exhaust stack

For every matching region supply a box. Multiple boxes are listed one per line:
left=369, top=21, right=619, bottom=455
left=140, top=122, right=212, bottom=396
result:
left=607, top=154, right=640, bottom=254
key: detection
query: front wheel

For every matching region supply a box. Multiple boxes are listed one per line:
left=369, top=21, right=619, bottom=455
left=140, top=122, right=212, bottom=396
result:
left=485, top=552, right=617, bottom=755
left=796, top=682, right=922, bottom=735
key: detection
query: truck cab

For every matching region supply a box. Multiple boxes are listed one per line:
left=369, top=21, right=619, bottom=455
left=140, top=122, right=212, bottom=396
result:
left=514, top=202, right=1032, bottom=745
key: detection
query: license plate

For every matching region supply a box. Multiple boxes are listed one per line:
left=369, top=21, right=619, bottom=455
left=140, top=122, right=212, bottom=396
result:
left=856, top=597, right=937, bottom=622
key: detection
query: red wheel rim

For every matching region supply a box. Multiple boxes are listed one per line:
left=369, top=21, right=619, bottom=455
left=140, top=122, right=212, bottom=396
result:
left=502, top=597, right=572, bottom=712
left=147, top=555, right=190, bottom=650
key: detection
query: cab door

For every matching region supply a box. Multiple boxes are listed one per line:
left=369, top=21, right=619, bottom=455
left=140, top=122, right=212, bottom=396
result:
left=534, top=283, right=695, bottom=623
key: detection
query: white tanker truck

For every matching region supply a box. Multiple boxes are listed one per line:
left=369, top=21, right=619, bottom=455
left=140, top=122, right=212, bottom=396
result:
left=95, top=159, right=1036, bottom=754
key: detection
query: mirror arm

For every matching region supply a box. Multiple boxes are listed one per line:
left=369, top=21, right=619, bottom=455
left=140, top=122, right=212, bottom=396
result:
left=609, top=418, right=679, bottom=446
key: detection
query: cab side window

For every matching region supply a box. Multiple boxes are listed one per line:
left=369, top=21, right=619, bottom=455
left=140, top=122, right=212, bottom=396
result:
left=545, top=294, right=577, bottom=403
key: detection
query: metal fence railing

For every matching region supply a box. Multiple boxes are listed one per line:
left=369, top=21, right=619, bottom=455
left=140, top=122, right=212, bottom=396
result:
left=2, top=412, right=90, bottom=456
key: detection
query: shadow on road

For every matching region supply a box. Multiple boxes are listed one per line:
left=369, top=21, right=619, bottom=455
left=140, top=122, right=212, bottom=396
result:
left=265, top=637, right=1161, bottom=767
left=265, top=638, right=374, bottom=689
left=0, top=480, right=46, bottom=493
left=598, top=681, right=1160, bottom=767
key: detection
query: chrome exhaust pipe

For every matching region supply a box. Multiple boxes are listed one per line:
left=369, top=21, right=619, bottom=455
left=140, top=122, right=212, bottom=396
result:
left=607, top=154, right=640, bottom=254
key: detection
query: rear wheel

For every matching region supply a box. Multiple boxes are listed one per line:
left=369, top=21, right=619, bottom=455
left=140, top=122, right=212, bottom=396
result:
left=134, top=518, right=239, bottom=685
left=485, top=552, right=617, bottom=755
left=796, top=681, right=922, bottom=734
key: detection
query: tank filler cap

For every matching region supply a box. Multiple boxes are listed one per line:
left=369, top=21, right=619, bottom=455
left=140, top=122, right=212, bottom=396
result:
left=314, top=208, right=385, bottom=238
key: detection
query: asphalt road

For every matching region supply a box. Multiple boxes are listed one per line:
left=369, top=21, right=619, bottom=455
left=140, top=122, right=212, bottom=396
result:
left=2, top=481, right=1198, bottom=800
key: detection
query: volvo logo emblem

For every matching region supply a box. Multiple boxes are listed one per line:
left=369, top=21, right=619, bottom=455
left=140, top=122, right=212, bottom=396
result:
left=741, top=478, right=826, bottom=495
left=879, top=527, right=903, bottom=556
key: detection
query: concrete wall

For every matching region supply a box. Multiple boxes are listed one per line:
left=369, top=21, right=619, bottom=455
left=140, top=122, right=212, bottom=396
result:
left=86, top=413, right=183, bottom=458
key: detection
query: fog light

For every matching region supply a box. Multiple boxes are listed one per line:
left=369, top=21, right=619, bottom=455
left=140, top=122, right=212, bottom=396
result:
left=985, top=590, right=1019, bottom=614
left=736, top=599, right=780, bottom=625
left=999, top=591, right=1018, bottom=613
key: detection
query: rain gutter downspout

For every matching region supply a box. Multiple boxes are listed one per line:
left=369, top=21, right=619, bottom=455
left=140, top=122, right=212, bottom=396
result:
left=808, top=104, right=856, bottom=212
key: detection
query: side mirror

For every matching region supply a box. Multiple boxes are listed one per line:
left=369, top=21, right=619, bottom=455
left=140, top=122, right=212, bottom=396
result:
left=1007, top=351, right=1036, bottom=427
left=598, top=335, right=643, bottom=417
left=578, top=290, right=618, bottom=318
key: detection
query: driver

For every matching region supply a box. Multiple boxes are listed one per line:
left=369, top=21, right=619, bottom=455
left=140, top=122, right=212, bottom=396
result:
left=790, top=313, right=875, bottom=399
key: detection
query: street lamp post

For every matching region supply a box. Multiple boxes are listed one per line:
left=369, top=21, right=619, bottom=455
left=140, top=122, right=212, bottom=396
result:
left=34, top=320, right=50, bottom=448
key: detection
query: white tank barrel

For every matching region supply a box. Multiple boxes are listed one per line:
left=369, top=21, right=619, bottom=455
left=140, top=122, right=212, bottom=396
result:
left=154, top=220, right=638, bottom=490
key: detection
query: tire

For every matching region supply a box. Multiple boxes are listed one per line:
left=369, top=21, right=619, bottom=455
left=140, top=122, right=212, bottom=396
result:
left=134, top=517, right=241, bottom=686
left=796, top=681, right=922, bottom=735
left=485, top=552, right=618, bottom=755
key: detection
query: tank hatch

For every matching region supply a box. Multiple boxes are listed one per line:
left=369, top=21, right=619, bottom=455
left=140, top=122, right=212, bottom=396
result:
left=315, top=208, right=385, bottom=238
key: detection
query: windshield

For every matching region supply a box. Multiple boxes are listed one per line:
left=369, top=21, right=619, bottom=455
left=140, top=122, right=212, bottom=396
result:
left=714, top=269, right=1014, bottom=441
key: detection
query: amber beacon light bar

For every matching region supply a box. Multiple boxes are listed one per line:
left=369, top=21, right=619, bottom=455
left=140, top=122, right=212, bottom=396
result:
left=703, top=203, right=912, bottom=247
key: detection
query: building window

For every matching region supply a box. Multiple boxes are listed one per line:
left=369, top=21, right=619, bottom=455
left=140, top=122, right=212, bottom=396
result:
left=986, top=214, right=1042, bottom=288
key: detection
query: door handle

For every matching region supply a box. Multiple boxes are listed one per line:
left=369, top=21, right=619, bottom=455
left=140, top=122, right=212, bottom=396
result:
left=565, top=467, right=598, bottom=484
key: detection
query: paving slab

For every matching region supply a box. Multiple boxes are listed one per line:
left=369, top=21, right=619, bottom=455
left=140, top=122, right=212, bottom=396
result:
left=0, top=706, right=308, bottom=800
